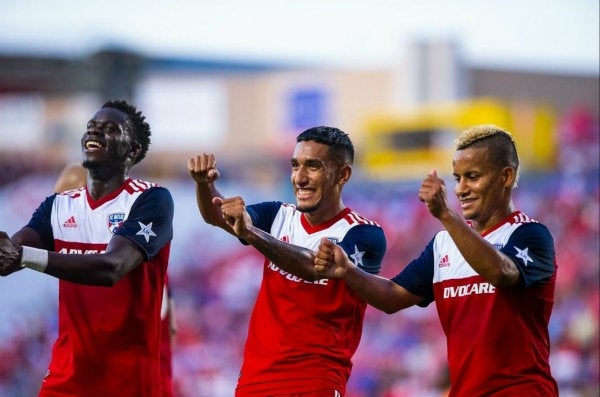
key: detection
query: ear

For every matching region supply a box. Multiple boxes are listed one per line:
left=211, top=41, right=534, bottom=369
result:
left=338, top=165, right=352, bottom=185
left=501, top=166, right=516, bottom=188
left=129, top=142, right=142, bottom=162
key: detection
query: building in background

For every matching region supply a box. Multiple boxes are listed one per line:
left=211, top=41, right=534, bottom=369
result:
left=0, top=40, right=597, bottom=183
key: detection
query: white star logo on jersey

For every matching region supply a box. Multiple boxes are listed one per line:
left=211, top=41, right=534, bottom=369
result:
left=136, top=221, right=157, bottom=243
left=515, top=246, right=533, bottom=266
left=350, top=245, right=365, bottom=267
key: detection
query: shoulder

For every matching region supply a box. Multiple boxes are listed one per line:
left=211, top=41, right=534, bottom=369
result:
left=125, top=179, right=173, bottom=198
left=341, top=223, right=387, bottom=275
left=247, top=201, right=285, bottom=218
left=509, top=221, right=555, bottom=256
left=345, top=222, right=385, bottom=242
left=130, top=184, right=174, bottom=216
left=124, top=178, right=161, bottom=194
left=515, top=220, right=552, bottom=237
left=507, top=211, right=551, bottom=234
left=506, top=211, right=554, bottom=245
left=340, top=215, right=386, bottom=256
left=338, top=208, right=385, bottom=246
left=344, top=209, right=381, bottom=228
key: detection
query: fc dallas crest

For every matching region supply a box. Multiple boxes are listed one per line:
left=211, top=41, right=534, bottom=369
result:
left=107, top=212, right=125, bottom=234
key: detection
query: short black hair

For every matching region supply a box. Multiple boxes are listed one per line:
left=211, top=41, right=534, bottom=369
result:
left=296, top=126, right=354, bottom=166
left=102, top=99, right=151, bottom=164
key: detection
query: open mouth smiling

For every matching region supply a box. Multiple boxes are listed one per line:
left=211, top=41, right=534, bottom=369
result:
left=296, top=188, right=315, bottom=199
left=84, top=140, right=104, bottom=150
left=460, top=198, right=476, bottom=209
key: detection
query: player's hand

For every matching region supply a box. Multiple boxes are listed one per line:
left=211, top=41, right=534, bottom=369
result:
left=212, top=196, right=253, bottom=238
left=418, top=169, right=449, bottom=219
left=314, top=237, right=351, bottom=279
left=0, top=231, right=24, bottom=276
left=187, top=153, right=220, bottom=184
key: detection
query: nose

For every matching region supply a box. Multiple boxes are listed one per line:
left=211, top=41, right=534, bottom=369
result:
left=292, top=166, right=309, bottom=185
left=86, top=124, right=101, bottom=135
left=455, top=178, right=469, bottom=197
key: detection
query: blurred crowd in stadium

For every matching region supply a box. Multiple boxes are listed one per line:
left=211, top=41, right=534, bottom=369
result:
left=0, top=106, right=597, bottom=396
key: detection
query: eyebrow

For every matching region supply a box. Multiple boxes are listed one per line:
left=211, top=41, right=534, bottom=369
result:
left=87, top=119, right=124, bottom=128
left=89, top=119, right=118, bottom=124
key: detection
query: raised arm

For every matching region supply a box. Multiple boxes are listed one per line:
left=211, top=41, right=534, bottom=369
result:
left=419, top=169, right=521, bottom=287
left=188, top=153, right=234, bottom=233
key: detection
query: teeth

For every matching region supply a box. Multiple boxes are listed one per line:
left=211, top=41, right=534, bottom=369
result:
left=85, top=141, right=102, bottom=149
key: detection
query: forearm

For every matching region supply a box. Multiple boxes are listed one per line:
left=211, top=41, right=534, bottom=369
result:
left=195, top=182, right=225, bottom=227
left=344, top=266, right=418, bottom=313
left=21, top=236, right=144, bottom=286
left=243, top=225, right=319, bottom=281
left=438, top=211, right=520, bottom=286
left=1, top=228, right=45, bottom=276
left=43, top=251, right=127, bottom=286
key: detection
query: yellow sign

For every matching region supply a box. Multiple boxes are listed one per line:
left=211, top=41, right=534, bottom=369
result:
left=361, top=98, right=556, bottom=180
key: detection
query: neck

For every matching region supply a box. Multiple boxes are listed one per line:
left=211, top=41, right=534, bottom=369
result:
left=86, top=176, right=127, bottom=201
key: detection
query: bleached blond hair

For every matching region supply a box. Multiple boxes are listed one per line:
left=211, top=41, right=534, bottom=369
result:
left=455, top=124, right=520, bottom=188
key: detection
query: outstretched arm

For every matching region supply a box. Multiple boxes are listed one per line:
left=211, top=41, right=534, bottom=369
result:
left=314, top=238, right=422, bottom=313
left=2, top=229, right=145, bottom=285
left=1, top=162, right=90, bottom=277
left=2, top=162, right=165, bottom=285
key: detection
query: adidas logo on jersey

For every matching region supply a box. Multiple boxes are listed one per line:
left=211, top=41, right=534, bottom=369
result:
left=438, top=254, right=450, bottom=268
left=63, top=216, right=77, bottom=228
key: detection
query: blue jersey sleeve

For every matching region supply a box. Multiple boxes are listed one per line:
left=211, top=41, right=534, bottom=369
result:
left=502, top=222, right=556, bottom=288
left=115, top=187, right=174, bottom=259
left=245, top=201, right=283, bottom=233
left=339, top=224, right=386, bottom=275
left=25, top=194, right=57, bottom=251
left=391, top=237, right=436, bottom=307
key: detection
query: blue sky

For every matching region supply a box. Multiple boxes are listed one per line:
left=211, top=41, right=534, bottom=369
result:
left=1, top=0, right=598, bottom=73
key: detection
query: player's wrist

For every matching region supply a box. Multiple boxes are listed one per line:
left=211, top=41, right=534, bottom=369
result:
left=20, top=246, right=48, bottom=273
left=345, top=261, right=360, bottom=278
left=239, top=224, right=258, bottom=241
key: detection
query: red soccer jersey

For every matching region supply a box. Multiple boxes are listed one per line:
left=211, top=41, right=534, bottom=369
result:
left=27, top=179, right=174, bottom=397
left=394, top=211, right=558, bottom=397
left=236, top=203, right=386, bottom=396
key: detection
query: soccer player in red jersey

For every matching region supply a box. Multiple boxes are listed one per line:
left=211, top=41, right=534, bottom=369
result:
left=314, top=124, right=558, bottom=397
left=0, top=100, right=174, bottom=397
left=52, top=162, right=177, bottom=397
left=188, top=126, right=387, bottom=397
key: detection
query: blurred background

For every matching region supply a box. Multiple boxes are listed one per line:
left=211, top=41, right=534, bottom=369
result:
left=0, top=1, right=598, bottom=396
